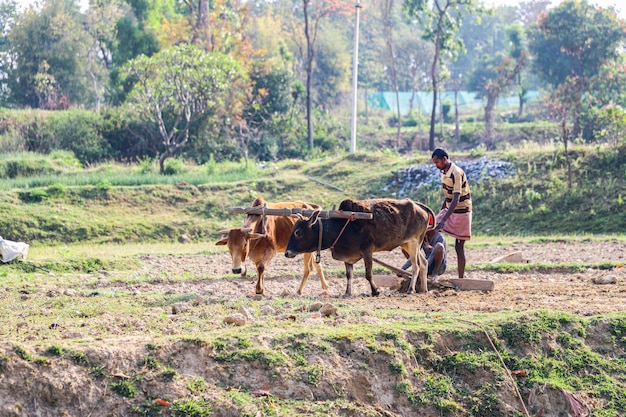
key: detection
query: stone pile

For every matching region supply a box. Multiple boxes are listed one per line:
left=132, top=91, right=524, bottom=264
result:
left=383, top=157, right=516, bottom=198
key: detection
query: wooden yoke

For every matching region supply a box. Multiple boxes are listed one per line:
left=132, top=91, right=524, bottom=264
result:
left=227, top=206, right=373, bottom=220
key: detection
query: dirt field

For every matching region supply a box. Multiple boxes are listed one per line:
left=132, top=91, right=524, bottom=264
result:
left=140, top=239, right=626, bottom=314
left=1, top=239, right=625, bottom=417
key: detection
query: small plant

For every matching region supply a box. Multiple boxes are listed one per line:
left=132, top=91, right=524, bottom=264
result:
left=45, top=345, right=65, bottom=357
left=142, top=355, right=161, bottom=370
left=172, top=398, right=211, bottom=417
left=305, top=363, right=324, bottom=386
left=47, top=182, right=66, bottom=197
left=69, top=350, right=89, bottom=366
left=161, top=366, right=178, bottom=381
left=14, top=346, right=32, bottom=362
left=389, top=360, right=406, bottom=375
left=89, top=365, right=107, bottom=379
left=111, top=379, right=137, bottom=398
left=186, top=376, right=207, bottom=395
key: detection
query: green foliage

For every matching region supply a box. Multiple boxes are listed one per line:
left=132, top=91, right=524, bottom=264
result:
left=111, top=379, right=137, bottom=398
left=389, top=360, right=406, bottom=375
left=171, top=398, right=211, bottom=417
left=121, top=44, right=249, bottom=173
left=161, top=366, right=178, bottom=381
left=45, top=345, right=65, bottom=357
left=14, top=346, right=32, bottom=361
left=186, top=377, right=207, bottom=395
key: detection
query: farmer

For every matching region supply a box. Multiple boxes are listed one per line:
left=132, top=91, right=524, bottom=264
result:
left=400, top=229, right=447, bottom=281
left=431, top=147, right=472, bottom=279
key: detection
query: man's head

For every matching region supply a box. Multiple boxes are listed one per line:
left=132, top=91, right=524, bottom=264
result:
left=431, top=148, right=449, bottom=171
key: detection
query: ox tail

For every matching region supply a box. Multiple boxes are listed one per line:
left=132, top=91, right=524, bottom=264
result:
left=414, top=201, right=437, bottom=231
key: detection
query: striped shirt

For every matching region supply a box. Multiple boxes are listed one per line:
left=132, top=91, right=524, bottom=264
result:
left=440, top=162, right=472, bottom=213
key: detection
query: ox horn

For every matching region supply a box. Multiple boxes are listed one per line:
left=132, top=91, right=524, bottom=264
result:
left=218, top=229, right=230, bottom=235
left=241, top=227, right=253, bottom=233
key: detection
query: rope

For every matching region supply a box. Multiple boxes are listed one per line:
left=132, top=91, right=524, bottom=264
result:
left=315, top=214, right=355, bottom=264
left=316, top=218, right=323, bottom=264
left=330, top=214, right=355, bottom=251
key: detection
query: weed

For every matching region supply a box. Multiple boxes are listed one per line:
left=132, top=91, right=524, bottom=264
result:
left=186, top=376, right=207, bottom=395
left=161, top=366, right=178, bottom=381
left=14, top=346, right=32, bottom=361
left=34, top=357, right=48, bottom=365
left=111, top=380, right=137, bottom=398
left=305, top=363, right=324, bottom=386
left=89, top=366, right=107, bottom=379
left=142, top=355, right=161, bottom=370
left=171, top=398, right=211, bottom=417
left=131, top=400, right=163, bottom=416
left=69, top=350, right=89, bottom=366
left=45, top=345, right=65, bottom=357
left=389, top=360, right=406, bottom=375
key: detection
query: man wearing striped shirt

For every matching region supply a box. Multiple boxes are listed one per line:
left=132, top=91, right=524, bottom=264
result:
left=431, top=148, right=472, bottom=279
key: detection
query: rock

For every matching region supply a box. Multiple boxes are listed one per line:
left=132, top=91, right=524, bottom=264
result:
left=592, top=275, right=617, bottom=285
left=64, top=289, right=77, bottom=296
left=260, top=305, right=276, bottom=315
left=308, top=302, right=323, bottom=312
left=224, top=313, right=247, bottom=326
left=490, top=251, right=525, bottom=263
left=238, top=306, right=254, bottom=320
left=319, top=303, right=337, bottom=316
left=171, top=302, right=190, bottom=314
left=179, top=234, right=192, bottom=243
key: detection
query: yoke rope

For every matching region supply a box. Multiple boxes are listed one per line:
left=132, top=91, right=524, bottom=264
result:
left=315, top=214, right=355, bottom=264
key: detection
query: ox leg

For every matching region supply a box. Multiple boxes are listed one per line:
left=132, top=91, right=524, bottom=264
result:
left=344, top=263, right=354, bottom=297
left=255, top=251, right=276, bottom=295
left=363, top=255, right=380, bottom=297
left=297, top=253, right=329, bottom=296
left=417, top=248, right=428, bottom=293
left=405, top=242, right=425, bottom=294
left=297, top=253, right=313, bottom=296
left=312, top=255, right=329, bottom=294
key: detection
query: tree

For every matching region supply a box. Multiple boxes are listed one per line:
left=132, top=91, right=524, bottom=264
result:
left=296, top=0, right=352, bottom=149
left=379, top=0, right=402, bottom=147
left=7, top=0, right=91, bottom=107
left=121, top=44, right=249, bottom=173
left=528, top=0, right=625, bottom=136
left=468, top=24, right=528, bottom=144
left=0, top=0, right=18, bottom=105
left=84, top=0, right=126, bottom=110
left=106, top=0, right=160, bottom=105
left=403, top=0, right=482, bottom=151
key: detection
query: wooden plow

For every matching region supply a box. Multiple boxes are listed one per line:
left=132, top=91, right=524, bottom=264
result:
left=227, top=205, right=493, bottom=292
left=227, top=206, right=373, bottom=220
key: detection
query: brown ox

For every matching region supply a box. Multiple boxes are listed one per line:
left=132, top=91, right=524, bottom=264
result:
left=216, top=197, right=329, bottom=295
left=285, top=198, right=435, bottom=296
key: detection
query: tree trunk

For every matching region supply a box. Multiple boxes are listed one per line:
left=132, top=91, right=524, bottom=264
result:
left=454, top=86, right=460, bottom=142
left=484, top=91, right=497, bottom=145
left=364, top=88, right=369, bottom=125
left=304, top=0, right=314, bottom=149
left=562, top=119, right=573, bottom=189
left=192, top=0, right=211, bottom=51
left=428, top=16, right=443, bottom=152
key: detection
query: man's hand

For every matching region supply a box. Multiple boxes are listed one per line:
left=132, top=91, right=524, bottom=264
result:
left=436, top=220, right=446, bottom=231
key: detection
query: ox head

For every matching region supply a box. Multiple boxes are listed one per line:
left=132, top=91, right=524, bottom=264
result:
left=285, top=210, right=321, bottom=258
left=216, top=227, right=265, bottom=275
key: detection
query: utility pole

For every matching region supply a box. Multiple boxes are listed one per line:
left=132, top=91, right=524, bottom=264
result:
left=350, top=0, right=362, bottom=154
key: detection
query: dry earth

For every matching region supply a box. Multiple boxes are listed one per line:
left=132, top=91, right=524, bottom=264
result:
left=1, top=239, right=625, bottom=417
left=141, top=239, right=626, bottom=315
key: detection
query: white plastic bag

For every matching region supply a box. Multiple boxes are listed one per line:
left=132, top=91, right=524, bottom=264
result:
left=0, top=236, right=29, bottom=263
